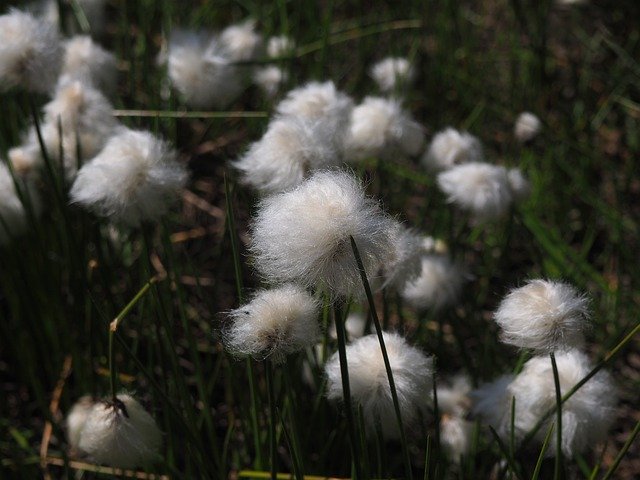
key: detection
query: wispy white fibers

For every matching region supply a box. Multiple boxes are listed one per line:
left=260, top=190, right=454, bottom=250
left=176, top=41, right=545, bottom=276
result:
left=437, top=374, right=474, bottom=462
left=437, top=162, right=514, bottom=222
left=325, top=332, right=434, bottom=439
left=422, top=128, right=483, bottom=172
left=494, top=279, right=590, bottom=351
left=382, top=224, right=426, bottom=291
left=0, top=162, right=41, bottom=245
left=0, top=9, right=62, bottom=93
left=276, top=81, right=353, bottom=123
left=401, top=253, right=466, bottom=311
left=61, top=36, right=118, bottom=94
left=225, top=284, right=320, bottom=363
left=471, top=375, right=515, bottom=429
left=70, top=129, right=187, bottom=227
left=437, top=374, right=472, bottom=417
left=344, top=96, right=424, bottom=161
left=267, top=35, right=296, bottom=58
left=10, top=80, right=119, bottom=177
left=253, top=65, right=288, bottom=98
left=78, top=394, right=162, bottom=468
left=370, top=57, right=415, bottom=92
left=166, top=30, right=246, bottom=109
left=329, top=311, right=367, bottom=341
left=489, top=350, right=616, bottom=457
left=249, top=170, right=396, bottom=299
left=507, top=167, right=531, bottom=201
left=220, top=19, right=263, bottom=61
left=514, top=112, right=541, bottom=143
left=233, top=116, right=341, bottom=194
left=66, top=396, right=94, bottom=451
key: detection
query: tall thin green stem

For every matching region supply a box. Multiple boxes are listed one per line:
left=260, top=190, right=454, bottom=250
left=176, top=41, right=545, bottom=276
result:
left=265, top=360, right=277, bottom=480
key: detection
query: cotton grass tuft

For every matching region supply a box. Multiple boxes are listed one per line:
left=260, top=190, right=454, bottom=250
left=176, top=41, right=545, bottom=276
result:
left=370, top=57, right=415, bottom=92
left=422, top=128, right=483, bottom=172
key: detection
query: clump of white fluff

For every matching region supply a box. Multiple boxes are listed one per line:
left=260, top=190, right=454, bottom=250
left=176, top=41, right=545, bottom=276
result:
left=61, top=36, right=118, bottom=94
left=233, top=116, right=340, bottom=193
left=11, top=80, right=119, bottom=177
left=66, top=396, right=94, bottom=451
left=166, top=30, right=245, bottom=109
left=514, top=112, right=541, bottom=143
left=70, top=129, right=187, bottom=227
left=220, top=19, right=263, bottom=61
left=370, top=57, right=415, bottom=92
left=422, top=128, right=483, bottom=172
left=437, top=374, right=472, bottom=417
left=344, top=96, right=424, bottom=161
left=441, top=414, right=474, bottom=462
left=325, top=332, right=434, bottom=439
left=494, top=279, right=590, bottom=351
left=0, top=9, right=62, bottom=93
left=471, top=375, right=515, bottom=429
left=329, top=311, right=367, bottom=341
left=225, top=284, right=320, bottom=363
left=488, top=350, right=616, bottom=457
left=78, top=394, right=162, bottom=468
left=437, top=162, right=515, bottom=222
left=267, top=35, right=296, bottom=58
left=401, top=254, right=466, bottom=311
left=0, top=162, right=41, bottom=245
left=507, top=168, right=531, bottom=201
left=253, top=65, right=288, bottom=98
left=382, top=224, right=427, bottom=291
left=250, top=170, right=396, bottom=299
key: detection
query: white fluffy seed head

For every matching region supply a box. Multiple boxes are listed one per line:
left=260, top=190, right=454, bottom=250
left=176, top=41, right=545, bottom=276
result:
left=61, top=36, right=118, bottom=94
left=437, top=162, right=514, bottom=222
left=225, top=284, right=320, bottom=363
left=471, top=375, right=515, bottom=429
left=253, top=65, right=288, bottom=98
left=507, top=168, right=531, bottom=202
left=437, top=374, right=472, bottom=417
left=0, top=161, right=41, bottom=245
left=401, top=254, right=466, bottom=311
left=382, top=224, right=427, bottom=291
left=78, top=394, right=162, bottom=469
left=66, top=396, right=94, bottom=451
left=422, top=128, right=483, bottom=172
left=267, top=35, right=295, bottom=58
left=167, top=30, right=246, bottom=109
left=220, top=19, right=263, bottom=61
left=514, top=112, right=541, bottom=143
left=233, top=116, right=340, bottom=194
left=440, top=415, right=473, bottom=462
left=0, top=9, right=62, bottom=93
left=325, top=332, right=434, bottom=439
left=70, top=129, right=188, bottom=227
left=344, top=96, right=424, bottom=161
left=370, top=57, right=415, bottom=92
left=503, top=350, right=616, bottom=457
left=329, top=311, right=367, bottom=341
left=494, top=279, right=590, bottom=352
left=249, top=170, right=396, bottom=299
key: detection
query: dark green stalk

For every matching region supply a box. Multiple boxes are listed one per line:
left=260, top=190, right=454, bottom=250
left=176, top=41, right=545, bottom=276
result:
left=265, top=360, right=277, bottom=480
left=550, top=352, right=563, bottom=480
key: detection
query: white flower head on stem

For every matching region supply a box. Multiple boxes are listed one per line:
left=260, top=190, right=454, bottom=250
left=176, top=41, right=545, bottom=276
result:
left=66, top=396, right=94, bottom=452
left=325, top=332, right=434, bottom=439
left=61, top=36, right=118, bottom=95
left=437, top=162, right=514, bottom=222
left=441, top=414, right=473, bottom=463
left=253, top=65, right=288, bottom=98
left=500, top=350, right=616, bottom=457
left=437, top=374, right=472, bottom=417
left=220, top=19, right=263, bottom=61
left=514, top=112, right=541, bottom=143
left=382, top=224, right=426, bottom=291
left=0, top=162, right=41, bottom=245
left=401, top=254, right=466, bottom=311
left=70, top=129, right=187, bottom=227
left=344, top=96, right=424, bottom=161
left=78, top=394, right=162, bottom=469
left=494, top=279, right=590, bottom=351
left=225, top=284, right=320, bottom=363
left=370, top=57, right=415, bottom=92
left=250, top=170, right=396, bottom=299
left=167, top=30, right=245, bottom=109
left=507, top=167, right=531, bottom=202
left=422, top=128, right=483, bottom=172
left=0, top=9, right=62, bottom=93
left=233, top=116, right=340, bottom=194
left=267, top=35, right=295, bottom=58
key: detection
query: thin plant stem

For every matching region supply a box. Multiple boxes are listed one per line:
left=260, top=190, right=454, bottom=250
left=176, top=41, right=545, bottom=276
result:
left=602, top=419, right=640, bottom=480
left=550, top=352, right=563, bottom=480
left=350, top=236, right=413, bottom=480
left=266, top=360, right=278, bottom=480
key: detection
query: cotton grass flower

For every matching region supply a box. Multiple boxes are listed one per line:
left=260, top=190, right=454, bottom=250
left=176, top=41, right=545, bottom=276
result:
left=491, top=350, right=616, bottom=457
left=276, top=81, right=353, bottom=122
left=233, top=116, right=340, bottom=193
left=250, top=170, right=395, bottom=299
left=437, top=374, right=472, bottom=417
left=494, top=279, right=590, bottom=351
left=253, top=65, right=288, bottom=98
left=220, top=19, right=263, bottom=61
left=471, top=375, right=515, bottom=429
left=514, top=112, right=541, bottom=143
left=66, top=396, right=94, bottom=452
left=0, top=9, right=62, bottom=93
left=267, top=35, right=295, bottom=57
left=344, top=96, right=424, bottom=161
left=382, top=224, right=427, bottom=290
left=507, top=167, right=531, bottom=201
left=61, top=36, right=118, bottom=94
left=422, top=128, right=483, bottom=172
left=70, top=129, right=187, bottom=227
left=166, top=30, right=245, bottom=109
left=437, top=162, right=514, bottom=222
left=0, top=162, right=41, bottom=245
left=441, top=414, right=474, bottom=462
left=329, top=311, right=367, bottom=341
left=325, top=332, right=434, bottom=439
left=78, top=394, right=162, bottom=468
left=225, top=284, right=320, bottom=363
left=401, top=254, right=466, bottom=311
left=370, top=57, right=415, bottom=92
